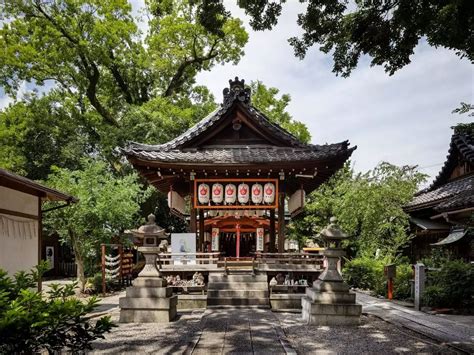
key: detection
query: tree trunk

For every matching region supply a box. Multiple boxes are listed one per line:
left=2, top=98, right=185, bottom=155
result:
left=75, top=254, right=86, bottom=292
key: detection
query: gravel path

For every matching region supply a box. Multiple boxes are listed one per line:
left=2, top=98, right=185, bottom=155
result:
left=90, top=307, right=456, bottom=354
left=277, top=313, right=457, bottom=354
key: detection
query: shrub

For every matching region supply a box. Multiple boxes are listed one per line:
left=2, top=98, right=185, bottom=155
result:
left=90, top=272, right=116, bottom=294
left=343, top=256, right=413, bottom=299
left=0, top=263, right=114, bottom=353
left=423, top=260, right=473, bottom=308
left=393, top=263, right=413, bottom=300
left=343, top=256, right=386, bottom=295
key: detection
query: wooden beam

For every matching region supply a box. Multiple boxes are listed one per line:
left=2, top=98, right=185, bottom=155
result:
left=277, top=189, right=285, bottom=253
left=0, top=208, right=38, bottom=220
left=198, top=209, right=204, bottom=252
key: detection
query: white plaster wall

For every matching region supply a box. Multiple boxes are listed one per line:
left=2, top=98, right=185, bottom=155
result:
left=0, top=187, right=39, bottom=275
left=0, top=186, right=39, bottom=215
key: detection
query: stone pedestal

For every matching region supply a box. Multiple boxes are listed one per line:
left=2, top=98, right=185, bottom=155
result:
left=302, top=249, right=361, bottom=325
left=119, top=247, right=177, bottom=323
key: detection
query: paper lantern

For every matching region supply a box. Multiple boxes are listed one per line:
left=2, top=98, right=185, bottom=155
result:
left=264, top=183, right=275, bottom=204
left=197, top=183, right=209, bottom=204
left=211, top=228, right=219, bottom=251
left=225, top=184, right=236, bottom=204
left=251, top=183, right=263, bottom=204
left=238, top=183, right=249, bottom=204
left=256, top=227, right=264, bottom=251
left=212, top=183, right=223, bottom=204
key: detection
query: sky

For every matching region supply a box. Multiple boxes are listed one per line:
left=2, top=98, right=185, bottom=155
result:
left=1, top=1, right=472, bottom=187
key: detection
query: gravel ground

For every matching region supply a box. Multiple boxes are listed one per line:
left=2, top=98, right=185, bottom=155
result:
left=90, top=308, right=458, bottom=354
left=276, top=313, right=458, bottom=354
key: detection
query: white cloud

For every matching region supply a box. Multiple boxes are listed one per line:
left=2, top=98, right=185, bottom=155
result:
left=0, top=81, right=27, bottom=110
left=197, top=1, right=474, bottom=186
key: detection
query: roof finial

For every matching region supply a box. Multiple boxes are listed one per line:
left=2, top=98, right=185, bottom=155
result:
left=223, top=76, right=251, bottom=107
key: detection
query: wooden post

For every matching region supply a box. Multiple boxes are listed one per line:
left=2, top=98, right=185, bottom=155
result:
left=37, top=197, right=42, bottom=292
left=198, top=209, right=204, bottom=252
left=269, top=209, right=276, bottom=252
left=277, top=191, right=285, bottom=253
left=190, top=180, right=197, bottom=233
left=101, top=244, right=106, bottom=296
left=236, top=224, right=241, bottom=258
left=414, top=263, right=425, bottom=310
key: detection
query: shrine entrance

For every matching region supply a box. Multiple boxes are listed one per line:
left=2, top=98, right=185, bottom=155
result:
left=124, top=77, right=355, bottom=256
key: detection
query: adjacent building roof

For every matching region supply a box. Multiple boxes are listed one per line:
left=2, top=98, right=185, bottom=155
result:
left=0, top=168, right=77, bottom=202
left=431, top=228, right=468, bottom=246
left=405, top=130, right=474, bottom=213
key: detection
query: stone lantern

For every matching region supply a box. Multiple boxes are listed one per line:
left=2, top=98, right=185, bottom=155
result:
left=119, top=214, right=177, bottom=323
left=302, top=217, right=361, bottom=325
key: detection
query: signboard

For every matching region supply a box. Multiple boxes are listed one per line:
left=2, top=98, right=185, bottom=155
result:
left=211, top=228, right=219, bottom=251
left=194, top=178, right=278, bottom=209
left=171, top=233, right=196, bottom=265
left=256, top=227, right=264, bottom=251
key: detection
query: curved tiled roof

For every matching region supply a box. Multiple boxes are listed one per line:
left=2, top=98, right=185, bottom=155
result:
left=405, top=174, right=473, bottom=211
left=430, top=132, right=474, bottom=190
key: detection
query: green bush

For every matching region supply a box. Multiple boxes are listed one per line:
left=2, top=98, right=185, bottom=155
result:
left=0, top=263, right=114, bottom=353
left=423, top=260, right=473, bottom=308
left=393, top=263, right=413, bottom=300
left=343, top=256, right=386, bottom=295
left=90, top=272, right=116, bottom=294
left=343, top=256, right=413, bottom=299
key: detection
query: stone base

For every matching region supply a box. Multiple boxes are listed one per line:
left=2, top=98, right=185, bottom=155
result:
left=301, top=295, right=362, bottom=326
left=270, top=293, right=304, bottom=310
left=119, top=277, right=177, bottom=323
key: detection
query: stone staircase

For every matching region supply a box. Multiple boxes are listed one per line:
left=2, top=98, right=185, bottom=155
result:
left=207, top=272, right=270, bottom=308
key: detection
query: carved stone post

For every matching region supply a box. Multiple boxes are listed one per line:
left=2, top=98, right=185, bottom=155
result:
left=302, top=217, right=362, bottom=325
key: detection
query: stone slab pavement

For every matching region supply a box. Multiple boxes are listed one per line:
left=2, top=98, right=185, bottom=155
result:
left=356, top=291, right=474, bottom=353
left=188, top=308, right=294, bottom=355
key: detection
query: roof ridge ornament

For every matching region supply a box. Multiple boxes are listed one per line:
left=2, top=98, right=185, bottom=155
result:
left=223, top=76, right=251, bottom=107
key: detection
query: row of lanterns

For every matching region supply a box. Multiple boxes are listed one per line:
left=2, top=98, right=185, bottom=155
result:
left=198, top=182, right=275, bottom=205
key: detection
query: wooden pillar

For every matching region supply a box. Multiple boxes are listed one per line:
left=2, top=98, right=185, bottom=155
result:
left=236, top=224, right=241, bottom=258
left=278, top=191, right=285, bottom=253
left=269, top=209, right=276, bottom=252
left=198, top=209, right=204, bottom=252
left=37, top=197, right=42, bottom=292
left=190, top=181, right=197, bottom=233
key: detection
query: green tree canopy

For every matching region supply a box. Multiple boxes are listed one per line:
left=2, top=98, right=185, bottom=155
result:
left=290, top=162, right=427, bottom=260
left=201, top=0, right=473, bottom=77
left=44, top=159, right=149, bottom=290
left=250, top=81, right=311, bottom=143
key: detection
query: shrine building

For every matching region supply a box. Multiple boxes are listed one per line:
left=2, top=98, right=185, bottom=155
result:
left=124, top=78, right=355, bottom=257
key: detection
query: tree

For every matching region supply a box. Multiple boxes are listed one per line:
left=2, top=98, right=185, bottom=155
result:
left=291, top=162, right=427, bottom=260
left=250, top=81, right=311, bottom=143
left=44, top=160, right=149, bottom=291
left=201, top=0, right=473, bottom=77
left=0, top=0, right=248, bottom=163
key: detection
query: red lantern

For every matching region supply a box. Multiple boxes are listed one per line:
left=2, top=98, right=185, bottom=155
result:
left=264, top=183, right=275, bottom=204
left=212, top=183, right=223, bottom=204
left=251, top=183, right=263, bottom=204
left=198, top=183, right=209, bottom=204
left=238, top=183, right=249, bottom=204
left=225, top=184, right=236, bottom=204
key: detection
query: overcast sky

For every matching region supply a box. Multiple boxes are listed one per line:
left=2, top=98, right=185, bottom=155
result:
left=196, top=2, right=473, bottom=187
left=1, top=1, right=472, bottom=187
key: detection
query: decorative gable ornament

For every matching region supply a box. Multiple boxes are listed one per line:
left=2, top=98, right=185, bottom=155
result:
left=198, top=183, right=210, bottom=204
left=238, top=183, right=249, bottom=204
left=212, top=183, right=223, bottom=204
left=263, top=183, right=275, bottom=204
left=225, top=184, right=236, bottom=204
left=251, top=183, right=263, bottom=204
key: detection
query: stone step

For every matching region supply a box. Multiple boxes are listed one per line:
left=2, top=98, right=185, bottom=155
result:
left=207, top=297, right=270, bottom=306
left=207, top=304, right=271, bottom=309
left=207, top=289, right=269, bottom=298
left=208, top=274, right=267, bottom=283
left=207, top=281, right=268, bottom=290
left=305, top=288, right=356, bottom=304
left=301, top=296, right=362, bottom=316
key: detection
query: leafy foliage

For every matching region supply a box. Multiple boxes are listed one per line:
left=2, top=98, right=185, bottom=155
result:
left=290, top=162, right=426, bottom=260
left=250, top=81, right=311, bottom=143
left=423, top=260, right=474, bottom=308
left=0, top=263, right=114, bottom=353
left=43, top=159, right=149, bottom=291
left=201, top=0, right=473, bottom=76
